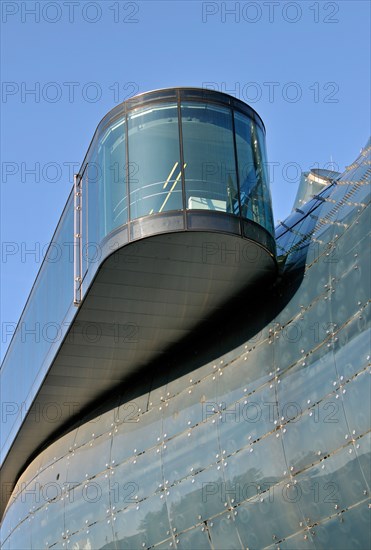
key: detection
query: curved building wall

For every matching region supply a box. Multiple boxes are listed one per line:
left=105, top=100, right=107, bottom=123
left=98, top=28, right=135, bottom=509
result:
left=1, top=142, right=370, bottom=549
left=0, top=88, right=275, bottom=469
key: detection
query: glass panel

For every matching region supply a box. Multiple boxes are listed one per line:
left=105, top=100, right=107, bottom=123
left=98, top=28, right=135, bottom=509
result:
left=181, top=103, right=238, bottom=215
left=313, top=502, right=370, bottom=550
left=233, top=484, right=303, bottom=549
left=163, top=422, right=219, bottom=486
left=166, top=464, right=224, bottom=532
left=208, top=511, right=243, bottom=549
left=293, top=444, right=367, bottom=525
left=113, top=494, right=171, bottom=548
left=97, top=116, right=128, bottom=239
left=281, top=394, right=349, bottom=473
left=0, top=194, right=74, bottom=462
left=86, top=148, right=100, bottom=267
left=128, top=104, right=182, bottom=219
left=234, top=111, right=273, bottom=234
left=176, top=526, right=212, bottom=549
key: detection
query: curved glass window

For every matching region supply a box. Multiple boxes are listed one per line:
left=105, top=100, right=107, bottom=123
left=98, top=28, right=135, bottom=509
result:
left=234, top=111, right=274, bottom=235
left=97, top=116, right=128, bottom=238
left=128, top=104, right=182, bottom=219
left=181, top=103, right=239, bottom=214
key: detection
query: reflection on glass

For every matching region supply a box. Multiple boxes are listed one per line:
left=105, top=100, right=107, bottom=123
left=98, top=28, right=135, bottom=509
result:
left=128, top=104, right=182, bottom=219
left=234, top=111, right=274, bottom=234
left=97, top=116, right=128, bottom=239
left=181, top=102, right=239, bottom=215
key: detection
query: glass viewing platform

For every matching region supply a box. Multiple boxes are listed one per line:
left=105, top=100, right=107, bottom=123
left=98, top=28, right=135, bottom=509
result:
left=0, top=88, right=276, bottom=511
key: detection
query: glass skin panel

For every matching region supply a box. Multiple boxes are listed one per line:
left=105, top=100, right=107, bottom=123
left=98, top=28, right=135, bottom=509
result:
left=0, top=195, right=74, bottom=461
left=232, top=490, right=302, bottom=550
left=111, top=409, right=163, bottom=465
left=177, top=526, right=212, bottom=549
left=293, top=444, right=368, bottom=526
left=65, top=431, right=112, bottom=482
left=97, top=116, right=128, bottom=239
left=162, top=377, right=217, bottom=439
left=181, top=103, right=239, bottom=215
left=208, top=512, right=243, bottom=550
left=31, top=496, right=65, bottom=549
left=64, top=473, right=111, bottom=534
left=342, top=369, right=370, bottom=436
left=234, top=111, right=273, bottom=234
left=66, top=518, right=115, bottom=550
left=128, top=104, right=182, bottom=219
left=162, top=422, right=219, bottom=486
left=167, top=465, right=224, bottom=532
left=222, top=432, right=287, bottom=508
left=282, top=393, right=349, bottom=473
left=217, top=383, right=278, bottom=456
left=313, top=502, right=370, bottom=550
left=110, top=446, right=161, bottom=507
left=333, top=312, right=370, bottom=380
left=113, top=494, right=171, bottom=549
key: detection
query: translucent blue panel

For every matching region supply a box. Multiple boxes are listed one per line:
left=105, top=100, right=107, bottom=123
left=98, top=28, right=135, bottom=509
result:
left=72, top=404, right=119, bottom=449
left=36, top=430, right=76, bottom=474
left=313, top=502, right=370, bottom=550
left=4, top=523, right=32, bottom=550
left=181, top=103, right=238, bottom=215
left=354, top=432, right=371, bottom=491
left=1, top=193, right=74, bottom=462
left=163, top=422, right=219, bottom=486
left=110, top=446, right=160, bottom=506
left=167, top=465, right=224, bottom=531
left=277, top=347, right=336, bottom=420
left=64, top=473, right=110, bottom=532
left=162, top=378, right=217, bottom=439
left=215, top=351, right=274, bottom=410
left=334, top=312, right=370, bottom=380
left=220, top=341, right=274, bottom=396
left=217, top=384, right=278, bottom=456
left=177, top=525, right=212, bottom=549
left=113, top=494, right=171, bottom=548
left=111, top=410, right=162, bottom=465
left=282, top=394, right=349, bottom=472
left=66, top=518, right=115, bottom=550
left=208, top=512, right=243, bottom=549
left=222, top=432, right=286, bottom=508
left=66, top=431, right=112, bottom=482
left=342, top=370, right=371, bottom=436
left=97, top=116, right=128, bottom=238
left=293, top=444, right=367, bottom=525
left=232, top=488, right=302, bottom=550
left=30, top=495, right=65, bottom=549
left=0, top=508, right=12, bottom=546
left=128, top=104, right=182, bottom=219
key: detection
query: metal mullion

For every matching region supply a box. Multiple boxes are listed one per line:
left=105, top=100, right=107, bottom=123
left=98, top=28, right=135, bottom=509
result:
left=125, top=103, right=131, bottom=236
left=73, top=173, right=82, bottom=306
left=231, top=108, right=243, bottom=232
left=177, top=90, right=187, bottom=227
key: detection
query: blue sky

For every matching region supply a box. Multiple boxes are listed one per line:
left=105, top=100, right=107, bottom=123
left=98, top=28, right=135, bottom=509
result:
left=1, top=0, right=370, bottom=360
